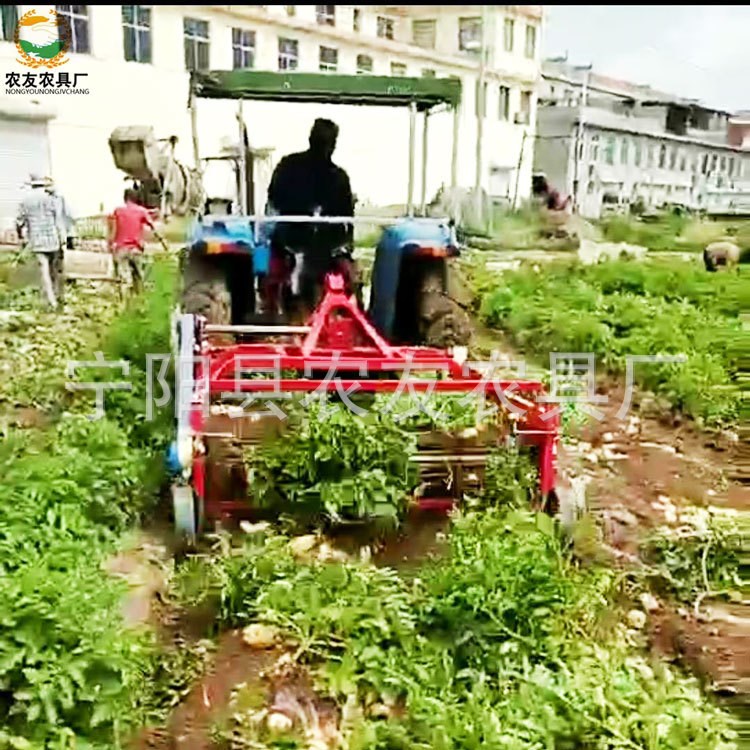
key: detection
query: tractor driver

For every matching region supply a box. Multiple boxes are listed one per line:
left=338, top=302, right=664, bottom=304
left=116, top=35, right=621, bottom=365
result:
left=264, top=118, right=355, bottom=317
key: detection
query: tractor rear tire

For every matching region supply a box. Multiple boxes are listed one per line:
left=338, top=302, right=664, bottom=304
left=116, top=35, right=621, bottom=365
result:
left=180, top=252, right=231, bottom=326
left=418, top=264, right=472, bottom=349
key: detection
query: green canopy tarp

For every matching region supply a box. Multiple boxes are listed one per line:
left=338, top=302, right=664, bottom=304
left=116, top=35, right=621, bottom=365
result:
left=190, top=70, right=461, bottom=111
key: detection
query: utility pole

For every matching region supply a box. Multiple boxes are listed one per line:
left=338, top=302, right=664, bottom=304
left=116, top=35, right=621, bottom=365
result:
left=572, top=63, right=592, bottom=213
left=473, top=5, right=489, bottom=225
left=474, top=4, right=487, bottom=194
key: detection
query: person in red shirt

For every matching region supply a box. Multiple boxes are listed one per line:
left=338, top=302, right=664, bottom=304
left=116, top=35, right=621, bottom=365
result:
left=107, top=189, right=164, bottom=295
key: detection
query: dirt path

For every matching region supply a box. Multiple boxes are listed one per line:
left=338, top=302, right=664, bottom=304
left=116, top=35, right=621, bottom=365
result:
left=562, top=385, right=748, bottom=709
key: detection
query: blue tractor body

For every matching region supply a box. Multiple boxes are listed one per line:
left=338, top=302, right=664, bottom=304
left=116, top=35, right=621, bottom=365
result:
left=187, top=214, right=271, bottom=274
left=368, top=218, right=460, bottom=343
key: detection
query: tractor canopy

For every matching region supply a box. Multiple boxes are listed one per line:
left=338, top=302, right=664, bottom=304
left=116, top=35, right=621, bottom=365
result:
left=190, top=70, right=461, bottom=112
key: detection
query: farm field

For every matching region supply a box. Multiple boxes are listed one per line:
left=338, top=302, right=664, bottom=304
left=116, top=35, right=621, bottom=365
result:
left=0, top=241, right=746, bottom=750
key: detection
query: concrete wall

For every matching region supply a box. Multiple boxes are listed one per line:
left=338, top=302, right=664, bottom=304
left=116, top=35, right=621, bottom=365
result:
left=0, top=4, right=542, bottom=222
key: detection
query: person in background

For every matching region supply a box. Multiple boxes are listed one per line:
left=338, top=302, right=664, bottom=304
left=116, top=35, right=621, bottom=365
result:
left=16, top=173, right=65, bottom=309
left=45, top=178, right=75, bottom=250
left=107, top=188, right=165, bottom=296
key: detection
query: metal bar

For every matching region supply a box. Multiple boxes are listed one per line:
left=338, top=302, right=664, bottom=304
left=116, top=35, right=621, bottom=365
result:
left=203, top=214, right=452, bottom=225
left=205, top=324, right=311, bottom=334
left=420, top=111, right=429, bottom=216
left=407, top=100, right=417, bottom=217
left=209, top=378, right=551, bottom=395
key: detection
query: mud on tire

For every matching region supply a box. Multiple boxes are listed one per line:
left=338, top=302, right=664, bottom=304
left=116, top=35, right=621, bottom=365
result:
left=418, top=263, right=473, bottom=349
left=180, top=251, right=231, bottom=326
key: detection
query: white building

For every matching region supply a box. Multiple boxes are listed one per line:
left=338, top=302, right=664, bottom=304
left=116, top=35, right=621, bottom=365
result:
left=0, top=4, right=543, bottom=233
left=535, top=59, right=750, bottom=219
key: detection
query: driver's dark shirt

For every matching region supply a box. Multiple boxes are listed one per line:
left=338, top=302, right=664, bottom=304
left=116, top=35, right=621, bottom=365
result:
left=267, top=150, right=354, bottom=254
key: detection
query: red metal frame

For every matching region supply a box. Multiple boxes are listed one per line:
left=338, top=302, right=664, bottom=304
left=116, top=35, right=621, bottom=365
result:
left=187, top=273, right=559, bottom=522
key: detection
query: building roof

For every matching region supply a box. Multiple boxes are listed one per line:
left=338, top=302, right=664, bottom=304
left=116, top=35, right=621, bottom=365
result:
left=542, top=59, right=731, bottom=115
left=372, top=5, right=543, bottom=20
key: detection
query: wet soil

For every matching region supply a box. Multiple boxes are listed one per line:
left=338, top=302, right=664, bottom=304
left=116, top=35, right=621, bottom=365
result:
left=564, top=384, right=748, bottom=708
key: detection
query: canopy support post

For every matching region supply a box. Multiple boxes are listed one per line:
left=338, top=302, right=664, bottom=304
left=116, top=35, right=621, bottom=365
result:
left=189, top=88, right=200, bottom=172
left=238, top=100, right=248, bottom=214
left=407, top=101, right=417, bottom=217
left=420, top=110, right=430, bottom=216
left=451, top=104, right=459, bottom=188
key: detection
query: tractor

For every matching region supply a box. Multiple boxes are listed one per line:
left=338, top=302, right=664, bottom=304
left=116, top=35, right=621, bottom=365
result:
left=178, top=70, right=471, bottom=348
left=167, top=70, right=563, bottom=540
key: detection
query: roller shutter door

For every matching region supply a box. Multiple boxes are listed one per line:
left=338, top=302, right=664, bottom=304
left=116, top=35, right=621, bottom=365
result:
left=0, top=117, right=51, bottom=233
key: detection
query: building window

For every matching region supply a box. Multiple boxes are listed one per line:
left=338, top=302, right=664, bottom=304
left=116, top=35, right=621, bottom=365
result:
left=353, top=8, right=360, bottom=32
left=422, top=68, right=436, bottom=78
left=315, top=5, right=335, bottom=26
left=519, top=90, right=532, bottom=121
left=390, top=62, right=406, bottom=76
left=278, top=37, right=298, bottom=70
left=377, top=16, right=394, bottom=40
left=356, top=54, right=372, bottom=74
left=1, top=5, right=19, bottom=42
left=475, top=80, right=488, bottom=118
left=503, top=17, right=514, bottom=52
left=634, top=139, right=642, bottom=166
left=679, top=152, right=687, bottom=171
left=701, top=153, right=709, bottom=174
left=728, top=157, right=735, bottom=177
left=524, top=24, right=536, bottom=58
left=498, top=85, right=510, bottom=121
left=603, top=136, right=616, bottom=165
left=412, top=18, right=436, bottom=49
left=668, top=147, right=677, bottom=170
left=285, top=6, right=296, bottom=16
left=122, top=6, right=151, bottom=63
left=589, top=134, right=599, bottom=161
left=620, top=138, right=629, bottom=165
left=719, top=155, right=727, bottom=172
left=658, top=144, right=667, bottom=168
left=459, top=17, right=481, bottom=53
left=319, top=45, right=337, bottom=72
left=710, top=154, right=718, bottom=172
left=183, top=17, right=209, bottom=71
left=232, top=28, right=255, bottom=69
left=56, top=5, right=90, bottom=54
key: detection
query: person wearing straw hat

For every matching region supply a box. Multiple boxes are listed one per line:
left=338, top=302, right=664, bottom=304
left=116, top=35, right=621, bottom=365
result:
left=45, top=177, right=75, bottom=250
left=16, top=173, right=66, bottom=309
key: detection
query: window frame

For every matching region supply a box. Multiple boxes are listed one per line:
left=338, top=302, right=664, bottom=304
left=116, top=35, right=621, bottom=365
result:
left=412, top=18, right=436, bottom=49
left=1, top=5, right=19, bottom=42
left=524, top=23, right=536, bottom=58
left=498, top=85, right=510, bottom=121
left=503, top=17, right=514, bottom=52
left=356, top=53, right=373, bottom=75
left=183, top=16, right=209, bottom=71
left=315, top=5, right=335, bottom=27
left=278, top=36, right=299, bottom=71
left=231, top=27, right=256, bottom=70
left=318, top=44, right=338, bottom=73
left=122, top=5, right=152, bottom=64
left=377, top=15, right=394, bottom=40
left=458, top=16, right=481, bottom=54
left=56, top=4, right=90, bottom=55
